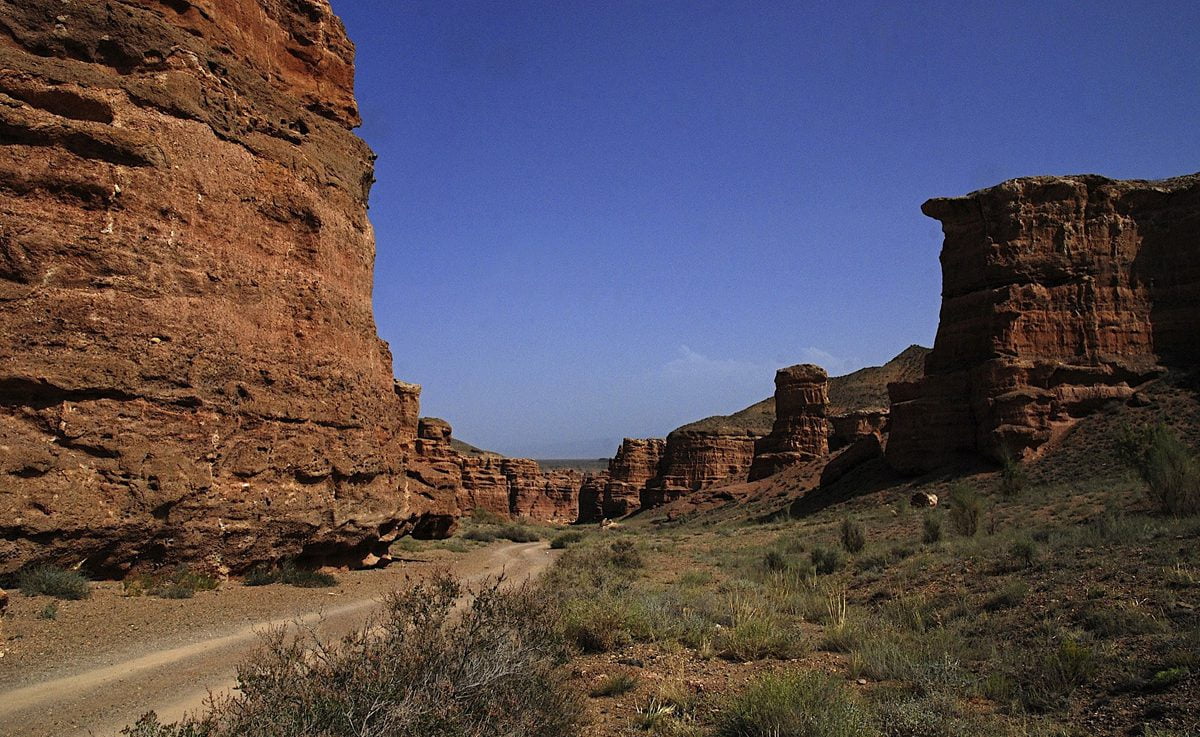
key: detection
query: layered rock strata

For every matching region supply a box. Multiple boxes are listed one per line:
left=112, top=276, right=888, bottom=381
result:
left=642, top=430, right=760, bottom=507
left=829, top=409, right=888, bottom=449
left=748, top=365, right=830, bottom=480
left=603, top=438, right=664, bottom=517
left=888, top=173, right=1200, bottom=473
left=0, top=0, right=458, bottom=575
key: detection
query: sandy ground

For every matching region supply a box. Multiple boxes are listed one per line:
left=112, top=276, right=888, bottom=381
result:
left=0, top=541, right=554, bottom=737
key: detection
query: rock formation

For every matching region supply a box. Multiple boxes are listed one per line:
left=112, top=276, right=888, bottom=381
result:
left=643, top=430, right=760, bottom=507
left=888, top=173, right=1200, bottom=473
left=601, top=438, right=664, bottom=517
left=748, top=365, right=830, bottom=480
left=828, top=409, right=888, bottom=449
left=0, top=0, right=458, bottom=575
left=576, top=471, right=610, bottom=523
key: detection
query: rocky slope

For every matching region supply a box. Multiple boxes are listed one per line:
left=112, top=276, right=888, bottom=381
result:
left=888, top=173, right=1200, bottom=473
left=0, top=0, right=458, bottom=576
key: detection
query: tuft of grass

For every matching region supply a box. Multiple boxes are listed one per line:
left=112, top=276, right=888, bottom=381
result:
left=922, top=513, right=942, bottom=544
left=17, top=565, right=91, bottom=600
left=39, top=601, right=59, bottom=620
left=947, top=483, right=982, bottom=537
left=840, top=517, right=866, bottom=554
left=1080, top=601, right=1167, bottom=637
left=984, top=580, right=1029, bottom=612
left=125, top=566, right=219, bottom=599
left=609, top=539, right=644, bottom=569
left=1021, top=638, right=1099, bottom=711
left=590, top=671, right=639, bottom=697
left=714, top=671, right=878, bottom=737
left=1009, top=539, right=1038, bottom=569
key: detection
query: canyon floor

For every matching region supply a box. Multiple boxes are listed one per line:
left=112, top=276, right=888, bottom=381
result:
left=0, top=542, right=554, bottom=737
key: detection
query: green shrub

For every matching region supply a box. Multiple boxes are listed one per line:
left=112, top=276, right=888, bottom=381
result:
left=947, top=483, right=982, bottom=537
left=39, top=601, right=59, bottom=620
left=126, top=566, right=219, bottom=599
left=589, top=671, right=639, bottom=697
left=714, top=671, right=877, bottom=737
left=495, top=524, right=541, bottom=543
left=462, top=528, right=497, bottom=543
left=122, top=573, right=584, bottom=737
left=1081, top=602, right=1166, bottom=637
left=243, top=566, right=278, bottom=587
left=17, top=565, right=91, bottom=600
left=550, top=531, right=584, bottom=549
left=984, top=580, right=1029, bottom=612
left=1122, top=423, right=1200, bottom=516
left=810, top=546, right=844, bottom=575
left=840, top=517, right=866, bottom=554
left=999, top=452, right=1029, bottom=497
left=1022, top=638, right=1099, bottom=710
left=922, top=514, right=942, bottom=544
left=609, top=539, right=644, bottom=569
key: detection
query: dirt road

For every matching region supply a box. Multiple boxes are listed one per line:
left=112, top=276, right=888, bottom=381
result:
left=0, top=542, right=554, bottom=737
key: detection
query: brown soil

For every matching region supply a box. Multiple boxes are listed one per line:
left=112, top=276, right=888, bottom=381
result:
left=0, top=542, right=554, bottom=737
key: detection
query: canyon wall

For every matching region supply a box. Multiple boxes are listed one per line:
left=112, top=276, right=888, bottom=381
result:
left=0, top=0, right=463, bottom=574
left=642, top=430, right=759, bottom=507
left=888, top=173, right=1200, bottom=473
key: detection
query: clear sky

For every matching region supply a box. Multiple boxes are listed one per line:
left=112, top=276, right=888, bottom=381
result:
left=330, top=0, right=1199, bottom=458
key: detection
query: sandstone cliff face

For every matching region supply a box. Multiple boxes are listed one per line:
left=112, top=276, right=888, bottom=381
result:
left=643, top=430, right=759, bottom=507
left=0, top=0, right=462, bottom=575
left=601, top=438, right=664, bottom=517
left=888, top=173, right=1200, bottom=473
left=829, top=409, right=888, bottom=449
left=748, top=365, right=829, bottom=480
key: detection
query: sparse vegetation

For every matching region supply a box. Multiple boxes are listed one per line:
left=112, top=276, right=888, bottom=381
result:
left=124, top=566, right=219, bottom=599
left=999, top=452, right=1029, bottom=497
left=810, top=545, right=844, bottom=575
left=551, top=530, right=585, bottom=549
left=922, top=513, right=942, bottom=544
left=242, top=563, right=336, bottom=588
left=39, top=601, right=59, bottom=620
left=839, top=516, right=865, bottom=553
left=714, top=671, right=876, bottom=737
left=17, top=565, right=91, bottom=600
left=122, top=573, right=584, bottom=737
left=946, top=483, right=982, bottom=537
left=1120, top=422, right=1200, bottom=516
left=590, top=672, right=639, bottom=697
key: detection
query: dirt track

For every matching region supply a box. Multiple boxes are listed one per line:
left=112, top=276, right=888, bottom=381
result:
left=0, top=542, right=554, bottom=737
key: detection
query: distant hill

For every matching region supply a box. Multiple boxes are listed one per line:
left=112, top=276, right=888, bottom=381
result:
left=450, top=438, right=501, bottom=458
left=675, top=345, right=929, bottom=435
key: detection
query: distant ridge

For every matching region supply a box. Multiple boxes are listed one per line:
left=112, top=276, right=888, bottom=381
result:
left=675, top=345, right=929, bottom=435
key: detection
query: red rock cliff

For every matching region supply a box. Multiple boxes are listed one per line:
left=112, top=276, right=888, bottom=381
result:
left=888, top=173, right=1200, bottom=473
left=0, top=0, right=457, bottom=574
left=643, top=430, right=760, bottom=507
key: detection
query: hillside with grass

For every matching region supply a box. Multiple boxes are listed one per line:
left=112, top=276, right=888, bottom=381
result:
left=678, top=345, right=929, bottom=435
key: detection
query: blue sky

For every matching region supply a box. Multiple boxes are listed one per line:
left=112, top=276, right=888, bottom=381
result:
left=330, top=0, right=1199, bottom=458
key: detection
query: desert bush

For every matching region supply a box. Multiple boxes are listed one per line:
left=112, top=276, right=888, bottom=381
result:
left=1121, top=423, right=1200, bottom=516
left=589, top=671, right=639, bottom=697
left=713, top=670, right=877, bottom=737
left=999, top=452, right=1029, bottom=497
left=609, top=539, right=644, bottom=569
left=39, top=601, right=59, bottom=620
left=122, top=573, right=584, bottom=737
left=984, top=580, right=1029, bottom=612
left=840, top=517, right=866, bottom=554
left=810, top=546, right=844, bottom=575
left=922, top=514, right=942, bottom=544
left=17, top=565, right=91, bottom=600
left=1021, top=638, right=1099, bottom=711
left=495, top=524, right=541, bottom=543
left=461, top=528, right=497, bottom=543
left=947, top=483, right=982, bottom=537
left=241, top=563, right=335, bottom=589
left=550, top=531, right=584, bottom=549
left=126, top=566, right=219, bottom=599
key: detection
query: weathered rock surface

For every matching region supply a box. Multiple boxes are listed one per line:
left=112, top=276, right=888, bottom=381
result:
left=829, top=408, right=889, bottom=450
left=643, top=430, right=760, bottom=507
left=888, top=173, right=1200, bottom=473
left=576, top=471, right=610, bottom=523
left=749, top=365, right=830, bottom=480
left=411, top=417, right=583, bottom=523
left=0, top=0, right=460, bottom=575
left=602, top=438, right=664, bottom=516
